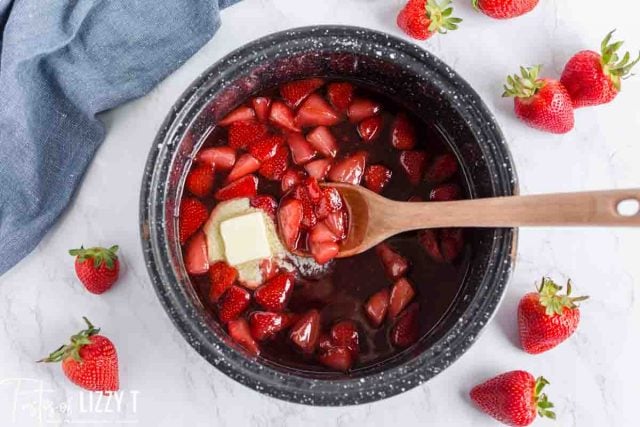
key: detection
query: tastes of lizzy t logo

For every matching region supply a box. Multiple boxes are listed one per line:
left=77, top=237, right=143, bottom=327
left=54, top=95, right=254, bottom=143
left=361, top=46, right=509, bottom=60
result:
left=0, top=378, right=139, bottom=425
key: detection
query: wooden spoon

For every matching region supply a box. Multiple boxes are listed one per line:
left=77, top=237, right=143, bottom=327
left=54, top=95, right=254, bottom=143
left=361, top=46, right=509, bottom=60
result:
left=325, top=183, right=640, bottom=258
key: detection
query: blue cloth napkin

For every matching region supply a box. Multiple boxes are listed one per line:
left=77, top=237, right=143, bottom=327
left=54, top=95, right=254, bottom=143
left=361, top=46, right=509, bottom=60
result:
left=0, top=0, right=240, bottom=275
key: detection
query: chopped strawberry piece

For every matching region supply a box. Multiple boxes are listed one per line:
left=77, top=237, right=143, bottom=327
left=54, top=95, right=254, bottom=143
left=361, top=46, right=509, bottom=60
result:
left=295, top=94, right=340, bottom=128
left=425, top=153, right=459, bottom=183
left=254, top=272, right=295, bottom=312
left=280, top=78, right=325, bottom=108
left=365, top=288, right=390, bottom=327
left=316, top=187, right=343, bottom=219
left=306, top=126, right=338, bottom=158
left=228, top=318, right=260, bottom=356
left=358, top=115, right=383, bottom=142
left=250, top=195, right=278, bottom=218
left=298, top=193, right=317, bottom=229
left=309, top=241, right=339, bottom=264
left=226, top=154, right=261, bottom=182
left=258, top=145, right=290, bottom=180
left=309, top=222, right=339, bottom=243
left=304, top=158, right=332, bottom=180
left=218, top=285, right=251, bottom=323
left=389, top=278, right=416, bottom=319
left=440, top=228, right=464, bottom=262
left=287, top=133, right=317, bottom=165
left=327, top=82, right=354, bottom=114
left=251, top=97, right=271, bottom=122
left=430, top=183, right=461, bottom=201
left=399, top=150, right=427, bottom=185
left=208, top=261, right=238, bottom=301
left=391, top=113, right=416, bottom=150
left=249, top=134, right=284, bottom=162
left=219, top=106, right=255, bottom=126
left=184, top=231, right=209, bottom=275
left=289, top=309, right=321, bottom=353
left=302, top=177, right=323, bottom=202
left=324, top=211, right=347, bottom=239
left=186, top=164, right=215, bottom=198
left=347, top=98, right=381, bottom=123
left=328, top=151, right=367, bottom=185
left=249, top=311, right=293, bottom=341
left=375, top=243, right=409, bottom=280
left=269, top=101, right=300, bottom=132
left=318, top=346, right=354, bottom=371
left=179, top=198, right=209, bottom=244
left=227, top=120, right=268, bottom=150
left=330, top=320, right=359, bottom=357
left=390, top=303, right=419, bottom=348
left=281, top=168, right=306, bottom=193
left=197, top=146, right=236, bottom=171
left=418, top=229, right=444, bottom=263
left=215, top=174, right=258, bottom=201
left=259, top=258, right=279, bottom=282
left=278, top=198, right=303, bottom=250
left=364, top=164, right=392, bottom=194
left=318, top=333, right=333, bottom=352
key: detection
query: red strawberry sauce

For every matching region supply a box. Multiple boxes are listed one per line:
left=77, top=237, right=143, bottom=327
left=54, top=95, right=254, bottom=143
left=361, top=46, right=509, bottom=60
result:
left=181, top=79, right=470, bottom=372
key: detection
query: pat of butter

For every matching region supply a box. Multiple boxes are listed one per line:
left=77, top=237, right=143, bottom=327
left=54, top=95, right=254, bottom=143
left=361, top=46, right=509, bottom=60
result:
left=220, top=212, right=271, bottom=266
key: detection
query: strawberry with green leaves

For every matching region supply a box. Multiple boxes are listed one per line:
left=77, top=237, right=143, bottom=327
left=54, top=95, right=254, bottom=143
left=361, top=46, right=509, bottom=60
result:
left=518, top=277, right=588, bottom=354
left=69, top=245, right=120, bottom=294
left=397, top=0, right=462, bottom=41
left=473, top=0, right=539, bottom=20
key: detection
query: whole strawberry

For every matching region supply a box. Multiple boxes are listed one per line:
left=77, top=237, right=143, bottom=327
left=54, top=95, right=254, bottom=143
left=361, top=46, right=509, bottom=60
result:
left=39, top=317, right=119, bottom=393
left=473, top=0, right=539, bottom=19
left=561, top=30, right=640, bottom=108
left=518, top=277, right=588, bottom=354
left=503, top=65, right=574, bottom=134
left=397, top=0, right=462, bottom=41
left=69, top=245, right=120, bottom=294
left=470, top=370, right=555, bottom=426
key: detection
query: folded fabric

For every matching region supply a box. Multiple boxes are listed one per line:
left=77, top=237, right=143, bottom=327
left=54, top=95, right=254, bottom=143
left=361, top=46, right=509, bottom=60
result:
left=0, top=0, right=240, bottom=275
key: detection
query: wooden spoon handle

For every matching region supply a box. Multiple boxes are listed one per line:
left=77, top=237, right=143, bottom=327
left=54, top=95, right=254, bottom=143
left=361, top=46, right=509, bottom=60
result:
left=390, top=189, right=640, bottom=229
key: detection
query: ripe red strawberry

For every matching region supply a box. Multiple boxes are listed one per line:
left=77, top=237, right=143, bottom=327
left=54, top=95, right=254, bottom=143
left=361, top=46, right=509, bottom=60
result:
left=440, top=228, right=464, bottom=261
left=418, top=229, right=443, bottom=262
left=316, top=187, right=343, bottom=219
left=249, top=134, right=284, bottom=161
left=327, top=82, right=354, bottom=113
left=287, top=133, right=317, bottom=165
left=470, top=371, right=556, bottom=426
left=302, top=177, right=323, bottom=201
left=219, top=105, right=255, bottom=126
left=227, top=120, right=268, bottom=149
left=561, top=30, right=640, bottom=108
left=254, top=272, right=295, bottom=312
left=184, top=231, right=209, bottom=275
left=397, top=0, right=462, bottom=41
left=306, top=126, right=338, bottom=157
left=208, top=261, right=238, bottom=301
left=309, top=222, right=339, bottom=243
left=278, top=198, right=303, bottom=250
left=197, top=146, right=236, bottom=171
left=503, top=65, right=574, bottom=134
left=347, top=98, right=381, bottom=123
left=250, top=195, right=278, bottom=218
left=280, top=78, right=325, bottom=108
left=364, top=164, right=392, bottom=194
left=218, top=285, right=251, bottom=323
left=518, top=278, right=587, bottom=354
left=358, top=115, right=383, bottom=142
left=390, top=113, right=416, bottom=150
left=186, top=164, right=215, bottom=197
left=293, top=185, right=318, bottom=229
left=39, top=317, right=119, bottom=392
left=430, top=183, right=461, bottom=201
left=215, top=174, right=259, bottom=200
left=295, top=94, right=340, bottom=128
left=289, top=309, right=321, bottom=353
left=228, top=318, right=260, bottom=356
left=389, top=278, right=416, bottom=319
left=328, top=151, right=367, bottom=185
left=69, top=245, right=120, bottom=294
left=249, top=311, right=293, bottom=341
left=318, top=346, right=354, bottom=372
left=324, top=211, right=347, bottom=240
left=252, top=97, right=271, bottom=122
left=259, top=145, right=290, bottom=180
left=375, top=243, right=409, bottom=280
left=330, top=320, right=359, bottom=357
left=305, top=158, right=332, bottom=180
left=473, top=0, right=539, bottom=19
left=178, top=198, right=208, bottom=244
left=425, top=153, right=458, bottom=183
left=399, top=150, right=427, bottom=185
left=227, top=154, right=261, bottom=182
left=281, top=168, right=306, bottom=193
left=389, top=303, right=419, bottom=347
left=309, top=241, right=339, bottom=264
left=365, top=288, right=390, bottom=327
left=269, top=101, right=300, bottom=132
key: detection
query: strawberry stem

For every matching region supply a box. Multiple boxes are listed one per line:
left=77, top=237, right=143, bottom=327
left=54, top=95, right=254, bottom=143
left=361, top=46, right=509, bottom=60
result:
left=69, top=245, right=119, bottom=270
left=425, top=0, right=462, bottom=34
left=502, top=65, right=545, bottom=99
left=38, top=317, right=100, bottom=364
left=534, top=376, right=556, bottom=420
left=537, top=277, right=589, bottom=316
left=600, top=30, right=640, bottom=90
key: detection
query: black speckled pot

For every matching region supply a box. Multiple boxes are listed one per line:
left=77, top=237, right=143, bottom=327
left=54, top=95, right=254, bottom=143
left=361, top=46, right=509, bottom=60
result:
left=140, top=26, right=518, bottom=406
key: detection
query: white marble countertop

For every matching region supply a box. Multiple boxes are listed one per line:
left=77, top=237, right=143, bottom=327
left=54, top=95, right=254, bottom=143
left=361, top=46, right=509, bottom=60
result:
left=2, top=0, right=639, bottom=425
